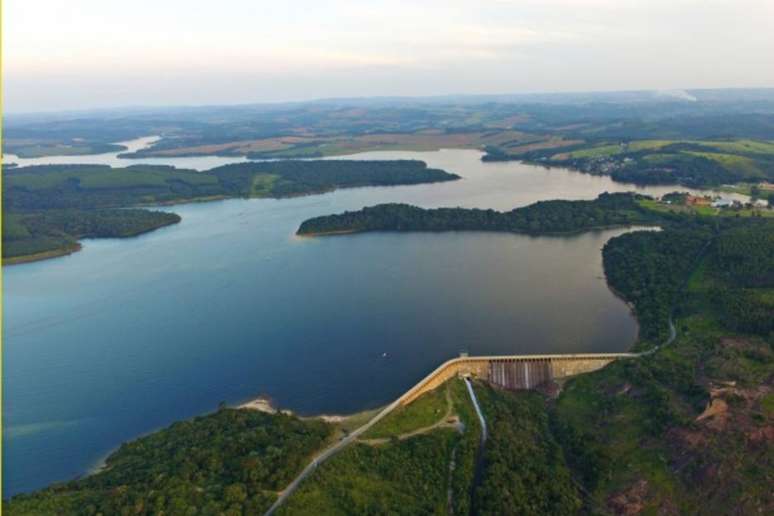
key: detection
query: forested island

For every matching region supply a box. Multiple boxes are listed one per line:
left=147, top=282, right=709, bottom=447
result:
left=2, top=160, right=458, bottom=263
left=297, top=192, right=664, bottom=236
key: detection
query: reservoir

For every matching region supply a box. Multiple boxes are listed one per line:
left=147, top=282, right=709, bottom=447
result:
left=2, top=143, right=730, bottom=495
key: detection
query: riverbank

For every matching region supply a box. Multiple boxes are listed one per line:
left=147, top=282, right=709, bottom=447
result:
left=3, top=213, right=181, bottom=266
left=3, top=159, right=458, bottom=265
left=2, top=243, right=82, bottom=265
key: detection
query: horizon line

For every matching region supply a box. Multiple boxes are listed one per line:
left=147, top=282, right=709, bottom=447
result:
left=6, top=85, right=774, bottom=118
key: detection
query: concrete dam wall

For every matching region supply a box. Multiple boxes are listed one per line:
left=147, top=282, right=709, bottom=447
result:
left=400, top=353, right=637, bottom=405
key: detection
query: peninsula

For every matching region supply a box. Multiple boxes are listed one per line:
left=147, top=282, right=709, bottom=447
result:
left=297, top=192, right=664, bottom=237
left=2, top=160, right=458, bottom=263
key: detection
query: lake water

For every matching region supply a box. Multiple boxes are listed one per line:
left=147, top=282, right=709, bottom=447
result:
left=2, top=141, right=733, bottom=495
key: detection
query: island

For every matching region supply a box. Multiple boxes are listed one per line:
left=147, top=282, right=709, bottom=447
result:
left=2, top=160, right=459, bottom=264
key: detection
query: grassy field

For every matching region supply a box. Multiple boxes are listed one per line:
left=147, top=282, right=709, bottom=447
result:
left=484, top=137, right=774, bottom=187
left=364, top=382, right=450, bottom=439
left=130, top=131, right=538, bottom=159
left=4, top=141, right=127, bottom=158
left=700, top=139, right=774, bottom=155
left=638, top=198, right=774, bottom=218
left=684, top=151, right=765, bottom=178
left=555, top=140, right=675, bottom=159
left=5, top=165, right=217, bottom=191
left=558, top=139, right=774, bottom=161
left=249, top=173, right=279, bottom=196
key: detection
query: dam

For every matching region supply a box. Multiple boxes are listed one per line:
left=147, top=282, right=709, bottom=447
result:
left=266, top=350, right=638, bottom=514
left=399, top=352, right=637, bottom=405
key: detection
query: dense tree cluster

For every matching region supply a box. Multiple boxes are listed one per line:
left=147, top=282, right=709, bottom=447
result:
left=280, top=431, right=458, bottom=515
left=209, top=160, right=457, bottom=197
left=281, top=379, right=479, bottom=516
left=5, top=161, right=456, bottom=212
left=602, top=215, right=774, bottom=340
left=298, top=192, right=660, bottom=236
left=5, top=408, right=332, bottom=515
left=552, top=218, right=774, bottom=513
left=711, top=223, right=774, bottom=288
left=473, top=385, right=581, bottom=515
left=711, top=288, right=774, bottom=335
left=610, top=154, right=734, bottom=186
left=704, top=221, right=774, bottom=335
left=2, top=209, right=180, bottom=260
left=602, top=226, right=713, bottom=343
left=3, top=160, right=457, bottom=261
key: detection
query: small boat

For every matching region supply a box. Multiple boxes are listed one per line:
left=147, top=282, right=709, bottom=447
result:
left=381, top=352, right=389, bottom=358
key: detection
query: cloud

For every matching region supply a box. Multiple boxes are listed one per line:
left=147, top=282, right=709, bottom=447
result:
left=4, top=0, right=774, bottom=111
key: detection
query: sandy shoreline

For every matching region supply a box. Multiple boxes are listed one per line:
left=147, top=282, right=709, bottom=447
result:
left=237, top=396, right=374, bottom=425
left=238, top=397, right=278, bottom=413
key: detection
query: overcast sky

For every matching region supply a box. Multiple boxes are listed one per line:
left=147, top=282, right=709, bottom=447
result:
left=4, top=0, right=774, bottom=112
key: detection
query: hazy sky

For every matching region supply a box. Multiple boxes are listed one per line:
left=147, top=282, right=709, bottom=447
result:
left=4, top=0, right=774, bottom=112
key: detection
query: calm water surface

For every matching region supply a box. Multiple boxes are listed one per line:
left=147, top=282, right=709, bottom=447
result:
left=2, top=142, right=730, bottom=495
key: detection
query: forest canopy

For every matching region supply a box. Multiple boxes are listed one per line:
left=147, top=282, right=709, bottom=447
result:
left=297, top=192, right=662, bottom=236
left=2, top=160, right=458, bottom=262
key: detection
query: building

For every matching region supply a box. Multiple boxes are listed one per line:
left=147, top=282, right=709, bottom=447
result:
left=712, top=198, right=735, bottom=208
left=686, top=195, right=711, bottom=206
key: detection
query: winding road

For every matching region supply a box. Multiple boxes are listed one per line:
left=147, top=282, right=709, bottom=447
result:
left=264, top=397, right=403, bottom=515
left=266, top=288, right=690, bottom=515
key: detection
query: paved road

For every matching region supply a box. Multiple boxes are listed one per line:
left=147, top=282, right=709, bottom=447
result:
left=267, top=303, right=686, bottom=515
left=638, top=316, right=676, bottom=357
left=264, top=397, right=402, bottom=515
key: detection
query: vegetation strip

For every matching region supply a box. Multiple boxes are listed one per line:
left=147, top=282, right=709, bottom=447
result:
left=2, top=160, right=459, bottom=263
left=297, top=192, right=664, bottom=237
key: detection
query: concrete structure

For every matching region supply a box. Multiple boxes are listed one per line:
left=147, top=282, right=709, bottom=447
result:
left=400, top=353, right=636, bottom=405
left=267, top=350, right=637, bottom=515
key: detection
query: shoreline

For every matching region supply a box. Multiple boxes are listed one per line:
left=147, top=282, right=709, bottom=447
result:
left=75, top=395, right=369, bottom=486
left=297, top=222, right=661, bottom=239
left=2, top=243, right=82, bottom=266
left=489, top=156, right=756, bottom=201
left=236, top=395, right=378, bottom=424
left=3, top=217, right=181, bottom=267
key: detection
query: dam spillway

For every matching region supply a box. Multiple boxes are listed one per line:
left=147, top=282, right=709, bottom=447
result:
left=399, top=352, right=637, bottom=405
left=489, top=359, right=553, bottom=390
